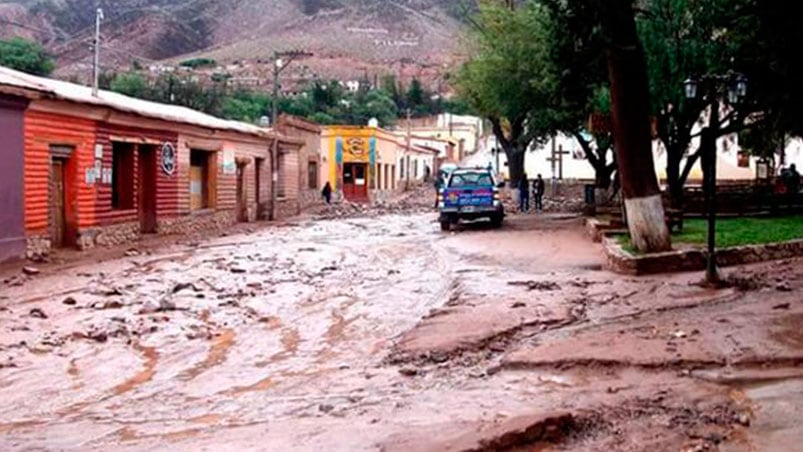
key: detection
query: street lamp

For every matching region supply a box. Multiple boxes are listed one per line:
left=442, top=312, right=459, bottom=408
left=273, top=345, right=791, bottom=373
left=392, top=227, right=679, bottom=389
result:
left=683, top=72, right=748, bottom=284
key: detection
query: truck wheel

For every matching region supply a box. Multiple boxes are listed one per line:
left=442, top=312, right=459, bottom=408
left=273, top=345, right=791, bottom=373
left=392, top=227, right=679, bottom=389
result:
left=490, top=214, right=503, bottom=228
left=440, top=220, right=451, bottom=231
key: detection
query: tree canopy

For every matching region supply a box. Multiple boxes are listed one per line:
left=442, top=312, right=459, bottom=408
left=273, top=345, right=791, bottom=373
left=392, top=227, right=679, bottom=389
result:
left=0, top=37, right=55, bottom=76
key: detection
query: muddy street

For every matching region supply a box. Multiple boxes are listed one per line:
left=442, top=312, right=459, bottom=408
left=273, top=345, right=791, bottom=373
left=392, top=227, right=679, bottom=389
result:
left=1, top=213, right=801, bottom=451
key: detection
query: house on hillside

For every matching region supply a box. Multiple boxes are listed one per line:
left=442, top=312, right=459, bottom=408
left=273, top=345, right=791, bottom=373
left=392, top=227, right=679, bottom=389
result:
left=0, top=65, right=305, bottom=262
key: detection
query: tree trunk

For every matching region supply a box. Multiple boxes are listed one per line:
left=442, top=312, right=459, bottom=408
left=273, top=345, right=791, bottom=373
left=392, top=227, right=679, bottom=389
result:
left=666, top=146, right=684, bottom=209
left=506, top=146, right=525, bottom=186
left=602, top=0, right=671, bottom=253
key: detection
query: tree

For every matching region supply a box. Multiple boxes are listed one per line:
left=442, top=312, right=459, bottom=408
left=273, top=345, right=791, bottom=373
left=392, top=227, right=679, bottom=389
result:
left=110, top=72, right=151, bottom=98
left=405, top=78, right=431, bottom=116
left=638, top=0, right=741, bottom=208
left=581, top=0, right=672, bottom=252
left=0, top=37, right=55, bottom=76
left=455, top=1, right=556, bottom=184
left=530, top=1, right=618, bottom=189
left=352, top=89, right=399, bottom=127
left=220, top=90, right=270, bottom=123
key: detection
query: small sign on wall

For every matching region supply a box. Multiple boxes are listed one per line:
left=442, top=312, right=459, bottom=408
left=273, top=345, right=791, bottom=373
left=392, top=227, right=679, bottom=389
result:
left=85, top=168, right=96, bottom=185
left=94, top=143, right=104, bottom=159
left=161, top=142, right=176, bottom=175
left=223, top=150, right=236, bottom=175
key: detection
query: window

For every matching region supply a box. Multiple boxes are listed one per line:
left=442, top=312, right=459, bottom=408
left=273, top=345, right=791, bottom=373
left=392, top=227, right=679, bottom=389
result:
left=449, top=171, right=494, bottom=188
left=413, top=159, right=418, bottom=179
left=190, top=149, right=215, bottom=210
left=376, top=163, right=382, bottom=190
left=399, top=158, right=405, bottom=179
left=391, top=165, right=396, bottom=189
left=308, top=160, right=319, bottom=190
left=111, top=142, right=135, bottom=210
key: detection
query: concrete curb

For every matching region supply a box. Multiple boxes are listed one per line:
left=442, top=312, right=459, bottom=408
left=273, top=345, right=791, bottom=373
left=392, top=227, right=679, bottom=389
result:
left=602, top=235, right=803, bottom=276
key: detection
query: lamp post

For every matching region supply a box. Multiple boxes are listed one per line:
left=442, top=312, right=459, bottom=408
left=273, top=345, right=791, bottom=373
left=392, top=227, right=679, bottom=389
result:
left=683, top=73, right=748, bottom=284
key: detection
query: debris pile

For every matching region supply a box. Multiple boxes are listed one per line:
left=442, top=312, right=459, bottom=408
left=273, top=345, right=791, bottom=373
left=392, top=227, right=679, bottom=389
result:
left=308, top=185, right=437, bottom=220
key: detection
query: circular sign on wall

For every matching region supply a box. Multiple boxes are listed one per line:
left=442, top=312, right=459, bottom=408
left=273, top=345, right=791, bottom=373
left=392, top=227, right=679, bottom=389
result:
left=161, top=142, right=176, bottom=175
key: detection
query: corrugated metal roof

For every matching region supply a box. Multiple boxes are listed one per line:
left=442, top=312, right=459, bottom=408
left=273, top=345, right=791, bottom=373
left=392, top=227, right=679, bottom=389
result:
left=0, top=65, right=271, bottom=138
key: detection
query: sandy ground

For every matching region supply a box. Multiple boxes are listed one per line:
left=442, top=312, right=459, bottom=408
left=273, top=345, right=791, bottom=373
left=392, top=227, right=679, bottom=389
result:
left=0, top=211, right=801, bottom=451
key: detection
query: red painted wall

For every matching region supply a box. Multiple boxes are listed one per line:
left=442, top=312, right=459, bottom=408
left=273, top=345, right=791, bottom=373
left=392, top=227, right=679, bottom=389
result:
left=95, top=123, right=180, bottom=225
left=24, top=110, right=96, bottom=237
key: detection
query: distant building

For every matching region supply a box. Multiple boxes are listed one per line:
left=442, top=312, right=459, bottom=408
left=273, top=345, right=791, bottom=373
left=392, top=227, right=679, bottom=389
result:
left=320, top=125, right=437, bottom=203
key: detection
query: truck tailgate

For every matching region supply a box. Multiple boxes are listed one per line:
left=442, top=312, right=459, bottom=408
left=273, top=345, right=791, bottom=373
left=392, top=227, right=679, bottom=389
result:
left=444, top=188, right=494, bottom=210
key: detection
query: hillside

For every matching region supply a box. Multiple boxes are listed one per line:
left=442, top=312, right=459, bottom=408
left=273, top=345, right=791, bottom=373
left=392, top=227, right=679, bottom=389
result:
left=0, top=0, right=467, bottom=86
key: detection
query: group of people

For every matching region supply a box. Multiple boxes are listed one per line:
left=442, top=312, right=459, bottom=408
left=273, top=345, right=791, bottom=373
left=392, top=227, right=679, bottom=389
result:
left=517, top=173, right=546, bottom=213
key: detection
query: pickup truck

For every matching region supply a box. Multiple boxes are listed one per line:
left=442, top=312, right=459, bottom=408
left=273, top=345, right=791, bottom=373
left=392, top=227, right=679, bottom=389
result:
left=438, top=168, right=505, bottom=231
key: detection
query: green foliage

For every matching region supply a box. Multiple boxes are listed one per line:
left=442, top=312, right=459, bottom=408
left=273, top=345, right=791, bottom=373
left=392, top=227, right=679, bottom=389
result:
left=455, top=2, right=555, bottom=147
left=220, top=91, right=270, bottom=123
left=0, top=37, right=55, bottom=76
left=110, top=72, right=151, bottom=98
left=352, top=89, right=399, bottom=127
left=179, top=58, right=217, bottom=69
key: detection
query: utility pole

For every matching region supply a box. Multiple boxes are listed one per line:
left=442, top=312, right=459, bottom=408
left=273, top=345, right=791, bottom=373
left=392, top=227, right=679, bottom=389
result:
left=269, top=50, right=312, bottom=220
left=92, top=7, right=104, bottom=97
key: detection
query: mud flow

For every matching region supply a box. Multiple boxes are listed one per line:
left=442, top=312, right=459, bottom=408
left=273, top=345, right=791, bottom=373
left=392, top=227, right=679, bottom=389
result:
left=1, top=213, right=801, bottom=451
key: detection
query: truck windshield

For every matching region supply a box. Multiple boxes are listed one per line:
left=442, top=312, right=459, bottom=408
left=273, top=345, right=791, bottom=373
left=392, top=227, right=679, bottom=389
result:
left=449, top=172, right=493, bottom=188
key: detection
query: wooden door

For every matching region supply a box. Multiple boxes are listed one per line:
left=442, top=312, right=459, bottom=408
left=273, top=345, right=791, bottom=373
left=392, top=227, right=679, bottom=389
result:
left=190, top=166, right=204, bottom=210
left=236, top=163, right=248, bottom=222
left=50, top=159, right=66, bottom=247
left=138, top=146, right=157, bottom=233
left=354, top=164, right=368, bottom=199
left=343, top=163, right=356, bottom=200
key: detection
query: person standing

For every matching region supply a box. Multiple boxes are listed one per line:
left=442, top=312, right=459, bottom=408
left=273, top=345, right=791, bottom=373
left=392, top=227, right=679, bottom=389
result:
left=788, top=164, right=801, bottom=194
left=518, top=173, right=530, bottom=213
left=321, top=181, right=332, bottom=205
left=534, top=174, right=546, bottom=211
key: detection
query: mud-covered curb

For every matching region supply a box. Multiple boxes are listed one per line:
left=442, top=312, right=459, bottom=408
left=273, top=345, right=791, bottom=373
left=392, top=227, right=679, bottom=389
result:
left=585, top=218, right=627, bottom=243
left=603, top=235, right=803, bottom=275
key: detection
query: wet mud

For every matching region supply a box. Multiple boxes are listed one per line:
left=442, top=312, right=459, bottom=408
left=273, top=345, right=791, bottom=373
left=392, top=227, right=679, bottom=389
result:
left=0, top=212, right=801, bottom=451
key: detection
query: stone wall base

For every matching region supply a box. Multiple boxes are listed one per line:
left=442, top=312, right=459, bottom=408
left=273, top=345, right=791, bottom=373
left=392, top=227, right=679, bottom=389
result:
left=76, top=222, right=140, bottom=250
left=275, top=199, right=300, bottom=220
left=25, top=235, right=51, bottom=260
left=299, top=189, right=321, bottom=211
left=158, top=210, right=237, bottom=236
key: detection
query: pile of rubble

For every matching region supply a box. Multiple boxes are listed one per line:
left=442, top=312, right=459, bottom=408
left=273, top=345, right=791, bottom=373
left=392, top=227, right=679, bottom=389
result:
left=501, top=190, right=586, bottom=214
left=308, top=185, right=437, bottom=220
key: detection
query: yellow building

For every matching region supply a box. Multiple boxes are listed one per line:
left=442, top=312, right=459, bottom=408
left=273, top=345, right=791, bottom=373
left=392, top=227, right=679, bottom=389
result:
left=320, top=126, right=405, bottom=202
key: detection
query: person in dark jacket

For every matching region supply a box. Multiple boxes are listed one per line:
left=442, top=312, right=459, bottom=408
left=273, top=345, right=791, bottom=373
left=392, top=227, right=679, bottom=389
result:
left=534, top=174, right=546, bottom=211
left=518, top=173, right=530, bottom=213
left=321, top=181, right=332, bottom=205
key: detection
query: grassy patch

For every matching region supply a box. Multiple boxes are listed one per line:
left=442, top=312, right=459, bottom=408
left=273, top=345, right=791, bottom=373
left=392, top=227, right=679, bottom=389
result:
left=618, top=215, right=803, bottom=253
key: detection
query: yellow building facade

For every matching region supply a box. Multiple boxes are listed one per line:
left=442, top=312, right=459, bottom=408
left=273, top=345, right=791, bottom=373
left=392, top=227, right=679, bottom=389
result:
left=320, top=126, right=403, bottom=202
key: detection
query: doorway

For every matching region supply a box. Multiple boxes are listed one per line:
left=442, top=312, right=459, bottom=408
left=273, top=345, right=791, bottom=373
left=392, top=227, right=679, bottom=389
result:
left=254, top=158, right=264, bottom=219
left=236, top=161, right=248, bottom=222
left=50, top=158, right=67, bottom=247
left=138, top=145, right=157, bottom=233
left=343, top=163, right=368, bottom=201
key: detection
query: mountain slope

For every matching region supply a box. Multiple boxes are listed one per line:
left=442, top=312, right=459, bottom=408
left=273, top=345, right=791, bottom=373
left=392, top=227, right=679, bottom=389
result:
left=0, top=0, right=466, bottom=82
